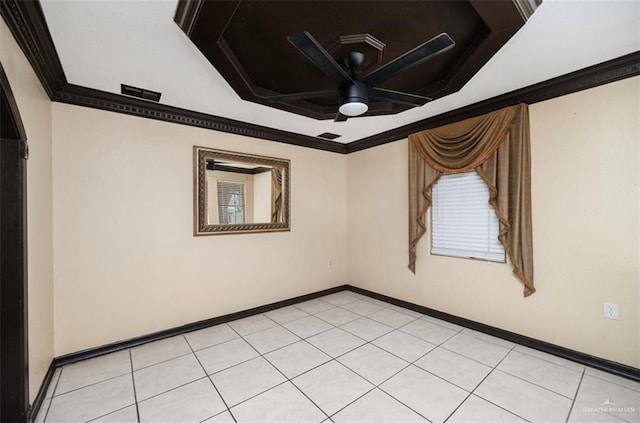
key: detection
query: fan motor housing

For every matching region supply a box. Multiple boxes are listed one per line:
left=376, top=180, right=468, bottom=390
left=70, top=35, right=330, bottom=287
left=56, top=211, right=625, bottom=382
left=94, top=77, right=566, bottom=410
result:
left=339, top=81, right=369, bottom=108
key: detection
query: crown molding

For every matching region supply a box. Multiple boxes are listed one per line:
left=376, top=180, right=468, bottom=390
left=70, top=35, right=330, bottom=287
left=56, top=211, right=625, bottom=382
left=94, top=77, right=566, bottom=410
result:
left=2, top=0, right=638, bottom=154
left=0, top=0, right=66, bottom=99
left=346, top=50, right=640, bottom=153
left=1, top=0, right=346, bottom=153
left=54, top=84, right=347, bottom=153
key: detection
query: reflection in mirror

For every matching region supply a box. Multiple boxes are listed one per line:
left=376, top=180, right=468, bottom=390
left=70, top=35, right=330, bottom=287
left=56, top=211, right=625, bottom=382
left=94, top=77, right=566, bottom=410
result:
left=194, top=147, right=290, bottom=235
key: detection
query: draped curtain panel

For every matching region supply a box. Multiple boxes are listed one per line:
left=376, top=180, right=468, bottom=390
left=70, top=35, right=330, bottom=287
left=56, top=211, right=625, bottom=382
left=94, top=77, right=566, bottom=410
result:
left=408, top=104, right=535, bottom=296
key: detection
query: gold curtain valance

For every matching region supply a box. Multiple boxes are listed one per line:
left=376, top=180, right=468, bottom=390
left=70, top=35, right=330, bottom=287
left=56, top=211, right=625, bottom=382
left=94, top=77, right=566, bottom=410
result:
left=408, top=104, right=535, bottom=297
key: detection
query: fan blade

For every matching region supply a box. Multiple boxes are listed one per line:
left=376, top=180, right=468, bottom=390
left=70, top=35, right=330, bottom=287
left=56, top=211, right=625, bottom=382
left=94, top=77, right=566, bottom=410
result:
left=334, top=111, right=348, bottom=122
left=361, top=33, right=455, bottom=87
left=369, top=87, right=432, bottom=107
left=288, top=31, right=353, bottom=86
left=264, top=90, right=335, bottom=102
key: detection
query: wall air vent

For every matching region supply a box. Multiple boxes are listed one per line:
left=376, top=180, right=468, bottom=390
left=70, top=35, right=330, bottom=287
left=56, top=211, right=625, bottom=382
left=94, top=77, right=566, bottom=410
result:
left=121, top=84, right=162, bottom=102
left=317, top=132, right=341, bottom=140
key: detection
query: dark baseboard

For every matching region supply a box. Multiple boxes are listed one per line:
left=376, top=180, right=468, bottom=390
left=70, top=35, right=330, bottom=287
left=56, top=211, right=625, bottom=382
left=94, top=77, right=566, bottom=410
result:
left=28, top=360, right=55, bottom=423
left=346, top=285, right=640, bottom=382
left=54, top=284, right=348, bottom=367
left=35, top=282, right=637, bottom=410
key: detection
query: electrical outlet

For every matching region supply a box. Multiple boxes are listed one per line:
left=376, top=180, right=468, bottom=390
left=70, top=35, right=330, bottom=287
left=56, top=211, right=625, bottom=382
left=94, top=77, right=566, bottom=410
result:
left=603, top=302, right=619, bottom=320
left=328, top=260, right=334, bottom=268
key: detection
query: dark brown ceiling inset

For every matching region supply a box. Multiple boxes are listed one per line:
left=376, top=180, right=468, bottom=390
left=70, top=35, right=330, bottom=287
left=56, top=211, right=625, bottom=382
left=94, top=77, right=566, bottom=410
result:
left=175, top=0, right=533, bottom=120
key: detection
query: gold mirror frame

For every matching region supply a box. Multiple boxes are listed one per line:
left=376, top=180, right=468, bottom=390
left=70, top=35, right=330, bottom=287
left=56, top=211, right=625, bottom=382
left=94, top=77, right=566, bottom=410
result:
left=194, top=146, right=290, bottom=235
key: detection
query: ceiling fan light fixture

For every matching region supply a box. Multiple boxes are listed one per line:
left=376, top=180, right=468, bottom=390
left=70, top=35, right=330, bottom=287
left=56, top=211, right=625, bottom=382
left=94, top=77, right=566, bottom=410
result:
left=339, top=101, right=368, bottom=117
left=339, top=81, right=369, bottom=117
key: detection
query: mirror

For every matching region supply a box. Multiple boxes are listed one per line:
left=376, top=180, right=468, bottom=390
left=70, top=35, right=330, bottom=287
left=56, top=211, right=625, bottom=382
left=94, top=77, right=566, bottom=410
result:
left=194, top=146, right=290, bottom=235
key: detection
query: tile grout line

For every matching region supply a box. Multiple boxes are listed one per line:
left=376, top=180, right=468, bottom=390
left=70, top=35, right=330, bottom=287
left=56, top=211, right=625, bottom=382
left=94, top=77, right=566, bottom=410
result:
left=441, top=346, right=512, bottom=423
left=48, top=292, right=636, bottom=423
left=197, top=410, right=232, bottom=423
left=45, top=363, right=139, bottom=422
left=329, top=320, right=474, bottom=423
left=361, top=321, right=473, bottom=422
left=84, top=404, right=139, bottom=423
left=341, top=329, right=422, bottom=364
left=130, top=342, right=230, bottom=406
left=429, top=342, right=497, bottom=369
left=326, top=385, right=378, bottom=420
left=581, top=372, right=640, bottom=393
left=368, top=387, right=434, bottom=423
left=264, top=308, right=312, bottom=325
left=512, top=346, right=586, bottom=374
left=492, top=367, right=579, bottom=401
left=420, top=316, right=467, bottom=333
left=457, top=327, right=517, bottom=348
left=447, top=339, right=588, bottom=403
left=563, top=372, right=631, bottom=423
left=291, top=297, right=340, bottom=316
left=129, top=350, right=141, bottom=423
left=565, top=368, right=586, bottom=423
left=184, top=334, right=239, bottom=423
left=274, top=301, right=437, bottom=421
left=355, top=291, right=637, bottom=390
left=278, top=316, right=335, bottom=340
left=249, top=299, right=421, bottom=419
left=176, top=300, right=413, bottom=411
left=330, top=360, right=434, bottom=422
left=132, top=349, right=195, bottom=372
left=131, top=375, right=212, bottom=405
left=457, top=344, right=534, bottom=423
left=40, top=367, right=62, bottom=423
left=312, top=305, right=363, bottom=327
left=282, top=302, right=441, bottom=386
left=51, top=343, right=202, bottom=400
left=49, top=371, right=132, bottom=399
left=41, top=296, right=439, bottom=421
left=275, top=313, right=400, bottom=421
left=249, top=296, right=606, bottom=414
left=227, top=323, right=332, bottom=421
left=189, top=331, right=242, bottom=353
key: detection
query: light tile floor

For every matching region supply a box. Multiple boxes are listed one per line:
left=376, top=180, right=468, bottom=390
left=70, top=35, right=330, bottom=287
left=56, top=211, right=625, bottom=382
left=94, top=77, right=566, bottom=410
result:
left=36, top=290, right=639, bottom=423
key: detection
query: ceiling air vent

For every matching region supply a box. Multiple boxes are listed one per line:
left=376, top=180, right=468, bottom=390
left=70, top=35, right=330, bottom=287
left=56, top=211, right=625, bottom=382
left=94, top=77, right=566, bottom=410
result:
left=317, top=132, right=341, bottom=140
left=121, top=84, right=162, bottom=102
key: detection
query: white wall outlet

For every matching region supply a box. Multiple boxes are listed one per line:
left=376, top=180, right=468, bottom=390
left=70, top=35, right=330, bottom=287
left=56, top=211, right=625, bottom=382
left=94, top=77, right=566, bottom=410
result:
left=327, top=260, right=334, bottom=268
left=603, top=302, right=619, bottom=320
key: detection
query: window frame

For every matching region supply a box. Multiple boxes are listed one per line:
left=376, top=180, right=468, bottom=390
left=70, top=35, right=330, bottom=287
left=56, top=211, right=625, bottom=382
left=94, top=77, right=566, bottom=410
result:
left=430, top=171, right=506, bottom=263
left=216, top=179, right=247, bottom=225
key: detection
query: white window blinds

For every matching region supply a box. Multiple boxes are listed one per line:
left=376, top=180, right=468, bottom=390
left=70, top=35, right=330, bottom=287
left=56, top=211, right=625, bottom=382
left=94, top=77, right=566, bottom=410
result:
left=431, top=171, right=505, bottom=262
left=217, top=180, right=245, bottom=224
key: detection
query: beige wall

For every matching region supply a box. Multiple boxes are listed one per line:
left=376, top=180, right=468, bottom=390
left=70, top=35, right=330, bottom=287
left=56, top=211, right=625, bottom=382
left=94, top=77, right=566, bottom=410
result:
left=1, top=20, right=55, bottom=400
left=347, top=77, right=639, bottom=367
left=52, top=104, right=347, bottom=355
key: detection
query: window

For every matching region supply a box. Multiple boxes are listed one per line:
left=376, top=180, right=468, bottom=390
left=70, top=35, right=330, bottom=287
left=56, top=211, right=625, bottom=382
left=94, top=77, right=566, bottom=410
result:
left=431, top=171, right=505, bottom=262
left=217, top=180, right=245, bottom=224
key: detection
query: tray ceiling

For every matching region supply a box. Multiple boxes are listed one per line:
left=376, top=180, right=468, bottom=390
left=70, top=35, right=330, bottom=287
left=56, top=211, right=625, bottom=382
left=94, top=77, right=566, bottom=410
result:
left=38, top=0, right=640, bottom=144
left=178, top=1, right=530, bottom=120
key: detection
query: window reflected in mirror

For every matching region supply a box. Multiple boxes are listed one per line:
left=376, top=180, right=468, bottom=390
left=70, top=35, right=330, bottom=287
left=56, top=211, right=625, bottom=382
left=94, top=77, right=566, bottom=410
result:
left=194, top=147, right=290, bottom=235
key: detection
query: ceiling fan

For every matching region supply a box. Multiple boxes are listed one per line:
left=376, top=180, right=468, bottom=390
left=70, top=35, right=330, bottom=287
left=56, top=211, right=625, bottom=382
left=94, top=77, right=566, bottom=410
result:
left=264, top=31, right=455, bottom=122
